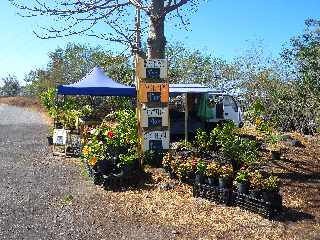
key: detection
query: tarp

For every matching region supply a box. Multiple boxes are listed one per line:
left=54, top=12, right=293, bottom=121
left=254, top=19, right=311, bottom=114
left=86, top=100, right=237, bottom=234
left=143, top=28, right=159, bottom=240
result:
left=197, top=93, right=214, bottom=120
left=57, top=67, right=136, bottom=96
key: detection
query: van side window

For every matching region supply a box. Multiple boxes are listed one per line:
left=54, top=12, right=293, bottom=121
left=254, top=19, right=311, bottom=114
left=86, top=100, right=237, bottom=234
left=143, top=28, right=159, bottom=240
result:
left=224, top=96, right=238, bottom=112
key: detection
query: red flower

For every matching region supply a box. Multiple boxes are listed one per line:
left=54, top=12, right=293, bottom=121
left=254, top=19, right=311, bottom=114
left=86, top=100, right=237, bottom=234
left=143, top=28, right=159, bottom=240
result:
left=192, top=158, right=198, bottom=167
left=107, top=131, right=114, bottom=139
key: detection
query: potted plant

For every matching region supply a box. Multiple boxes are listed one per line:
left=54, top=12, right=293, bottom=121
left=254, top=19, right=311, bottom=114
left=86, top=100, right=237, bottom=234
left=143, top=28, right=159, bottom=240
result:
left=262, top=175, right=280, bottom=202
left=177, top=159, right=193, bottom=182
left=195, top=160, right=207, bottom=184
left=267, top=134, right=281, bottom=160
left=234, top=168, right=250, bottom=193
left=219, top=164, right=233, bottom=188
left=249, top=170, right=264, bottom=198
left=205, top=162, right=220, bottom=186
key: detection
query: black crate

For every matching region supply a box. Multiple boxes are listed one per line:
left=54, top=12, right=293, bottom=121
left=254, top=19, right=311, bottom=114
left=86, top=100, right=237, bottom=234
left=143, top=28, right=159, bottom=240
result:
left=234, top=192, right=282, bottom=219
left=193, top=183, right=233, bottom=206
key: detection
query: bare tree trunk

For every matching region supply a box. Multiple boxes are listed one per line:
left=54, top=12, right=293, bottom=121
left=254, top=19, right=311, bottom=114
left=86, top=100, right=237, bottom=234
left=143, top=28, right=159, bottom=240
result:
left=147, top=0, right=166, bottom=59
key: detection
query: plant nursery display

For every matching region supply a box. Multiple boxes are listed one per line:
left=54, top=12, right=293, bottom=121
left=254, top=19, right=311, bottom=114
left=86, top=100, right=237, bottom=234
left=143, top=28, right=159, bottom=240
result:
left=163, top=119, right=283, bottom=219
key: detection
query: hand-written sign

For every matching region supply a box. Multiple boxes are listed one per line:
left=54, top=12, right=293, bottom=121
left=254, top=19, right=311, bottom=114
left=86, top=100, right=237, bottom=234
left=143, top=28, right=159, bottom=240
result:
left=138, top=83, right=169, bottom=103
left=136, top=58, right=168, bottom=79
left=53, top=129, right=68, bottom=145
left=140, top=107, right=169, bottom=127
left=142, top=130, right=169, bottom=151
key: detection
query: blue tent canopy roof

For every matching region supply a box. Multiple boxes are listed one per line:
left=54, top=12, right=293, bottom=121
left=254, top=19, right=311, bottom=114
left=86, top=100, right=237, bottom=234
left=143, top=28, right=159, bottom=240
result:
left=57, top=67, right=136, bottom=96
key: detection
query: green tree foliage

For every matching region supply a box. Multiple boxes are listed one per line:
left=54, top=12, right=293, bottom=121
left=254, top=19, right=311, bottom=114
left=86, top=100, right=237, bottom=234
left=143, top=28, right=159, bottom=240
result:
left=24, top=43, right=133, bottom=95
left=280, top=19, right=320, bottom=133
left=166, top=42, right=239, bottom=86
left=0, top=74, right=20, bottom=96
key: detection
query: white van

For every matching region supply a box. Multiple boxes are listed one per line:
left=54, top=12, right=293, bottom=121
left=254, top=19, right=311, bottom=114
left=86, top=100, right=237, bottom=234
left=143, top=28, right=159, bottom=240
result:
left=207, top=92, right=244, bottom=127
left=169, top=85, right=244, bottom=136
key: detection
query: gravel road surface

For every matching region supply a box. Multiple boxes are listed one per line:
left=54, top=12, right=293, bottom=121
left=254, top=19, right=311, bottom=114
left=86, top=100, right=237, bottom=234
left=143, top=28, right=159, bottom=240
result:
left=0, top=105, right=174, bottom=240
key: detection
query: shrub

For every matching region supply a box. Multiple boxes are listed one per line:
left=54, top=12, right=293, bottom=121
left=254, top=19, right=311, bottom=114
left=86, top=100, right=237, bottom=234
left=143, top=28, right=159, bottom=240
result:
left=196, top=159, right=207, bottom=174
left=249, top=170, right=264, bottom=190
left=205, top=162, right=221, bottom=178
left=177, top=159, right=193, bottom=180
left=81, top=109, right=138, bottom=168
left=263, top=175, right=280, bottom=192
left=234, top=169, right=250, bottom=184
left=220, top=164, right=233, bottom=179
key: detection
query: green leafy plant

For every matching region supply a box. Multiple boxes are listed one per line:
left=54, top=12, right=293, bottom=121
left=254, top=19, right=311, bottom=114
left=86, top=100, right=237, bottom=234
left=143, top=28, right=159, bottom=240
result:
left=118, top=149, right=138, bottom=167
left=40, top=88, right=92, bottom=129
left=194, top=129, right=214, bottom=152
left=238, top=139, right=259, bottom=166
left=211, top=121, right=239, bottom=160
left=234, top=169, right=249, bottom=184
left=196, top=159, right=207, bottom=174
left=267, top=133, right=281, bottom=151
left=263, top=175, right=280, bottom=192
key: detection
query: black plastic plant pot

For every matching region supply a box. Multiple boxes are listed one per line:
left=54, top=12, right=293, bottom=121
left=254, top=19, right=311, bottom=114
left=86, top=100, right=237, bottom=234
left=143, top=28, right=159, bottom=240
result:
left=236, top=182, right=249, bottom=194
left=195, top=173, right=205, bottom=184
left=93, top=172, right=104, bottom=185
left=208, top=177, right=219, bottom=187
left=250, top=189, right=262, bottom=199
left=271, top=151, right=281, bottom=160
left=262, top=191, right=278, bottom=203
left=218, top=177, right=229, bottom=189
left=121, top=164, right=133, bottom=174
left=47, top=136, right=53, bottom=145
left=97, top=159, right=114, bottom=175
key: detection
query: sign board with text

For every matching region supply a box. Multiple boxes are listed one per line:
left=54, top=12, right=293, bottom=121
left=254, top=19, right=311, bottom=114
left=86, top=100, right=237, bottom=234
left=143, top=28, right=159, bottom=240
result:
left=138, top=83, right=169, bottom=103
left=136, top=57, right=169, bottom=153
left=140, top=107, right=169, bottom=128
left=142, top=130, right=170, bottom=151
left=136, top=58, right=168, bottom=79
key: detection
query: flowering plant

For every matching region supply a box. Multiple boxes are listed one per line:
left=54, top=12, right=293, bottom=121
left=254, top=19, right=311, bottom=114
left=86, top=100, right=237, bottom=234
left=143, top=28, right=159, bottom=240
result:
left=177, top=159, right=193, bottom=180
left=81, top=109, right=138, bottom=168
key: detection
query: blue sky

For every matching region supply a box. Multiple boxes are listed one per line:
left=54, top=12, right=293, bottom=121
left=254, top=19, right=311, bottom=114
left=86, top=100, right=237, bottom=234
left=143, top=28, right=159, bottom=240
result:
left=0, top=0, right=319, bottom=82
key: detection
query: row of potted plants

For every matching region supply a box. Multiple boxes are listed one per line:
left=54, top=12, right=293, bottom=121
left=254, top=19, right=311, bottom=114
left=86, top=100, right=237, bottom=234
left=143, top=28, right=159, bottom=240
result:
left=163, top=150, right=281, bottom=203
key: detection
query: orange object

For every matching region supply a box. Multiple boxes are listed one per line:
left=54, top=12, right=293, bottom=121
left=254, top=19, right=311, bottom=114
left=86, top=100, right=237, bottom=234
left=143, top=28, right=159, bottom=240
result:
left=138, top=83, right=169, bottom=103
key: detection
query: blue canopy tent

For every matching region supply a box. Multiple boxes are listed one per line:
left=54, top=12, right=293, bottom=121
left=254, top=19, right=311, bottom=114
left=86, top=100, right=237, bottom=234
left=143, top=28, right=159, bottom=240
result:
left=57, top=66, right=136, bottom=96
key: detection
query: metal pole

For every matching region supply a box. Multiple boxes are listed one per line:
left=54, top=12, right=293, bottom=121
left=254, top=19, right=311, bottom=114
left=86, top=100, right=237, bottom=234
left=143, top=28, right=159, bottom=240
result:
left=184, top=93, right=188, bottom=142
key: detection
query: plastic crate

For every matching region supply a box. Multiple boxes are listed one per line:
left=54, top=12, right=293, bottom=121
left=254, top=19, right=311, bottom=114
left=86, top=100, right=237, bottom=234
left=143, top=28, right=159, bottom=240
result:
left=193, top=183, right=233, bottom=206
left=234, top=192, right=282, bottom=219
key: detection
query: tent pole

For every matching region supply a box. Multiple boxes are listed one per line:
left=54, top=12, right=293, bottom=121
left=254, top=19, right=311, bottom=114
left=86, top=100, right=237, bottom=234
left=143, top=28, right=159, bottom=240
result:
left=184, top=93, right=188, bottom=143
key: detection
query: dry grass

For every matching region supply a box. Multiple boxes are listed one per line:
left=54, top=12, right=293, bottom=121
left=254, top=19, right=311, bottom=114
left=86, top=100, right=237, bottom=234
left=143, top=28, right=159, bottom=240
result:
left=65, top=135, right=320, bottom=240
left=0, top=96, right=52, bottom=125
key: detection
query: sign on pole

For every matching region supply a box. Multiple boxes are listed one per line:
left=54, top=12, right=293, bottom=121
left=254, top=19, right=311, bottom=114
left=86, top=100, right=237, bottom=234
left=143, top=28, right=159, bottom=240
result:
left=136, top=57, right=170, bottom=152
